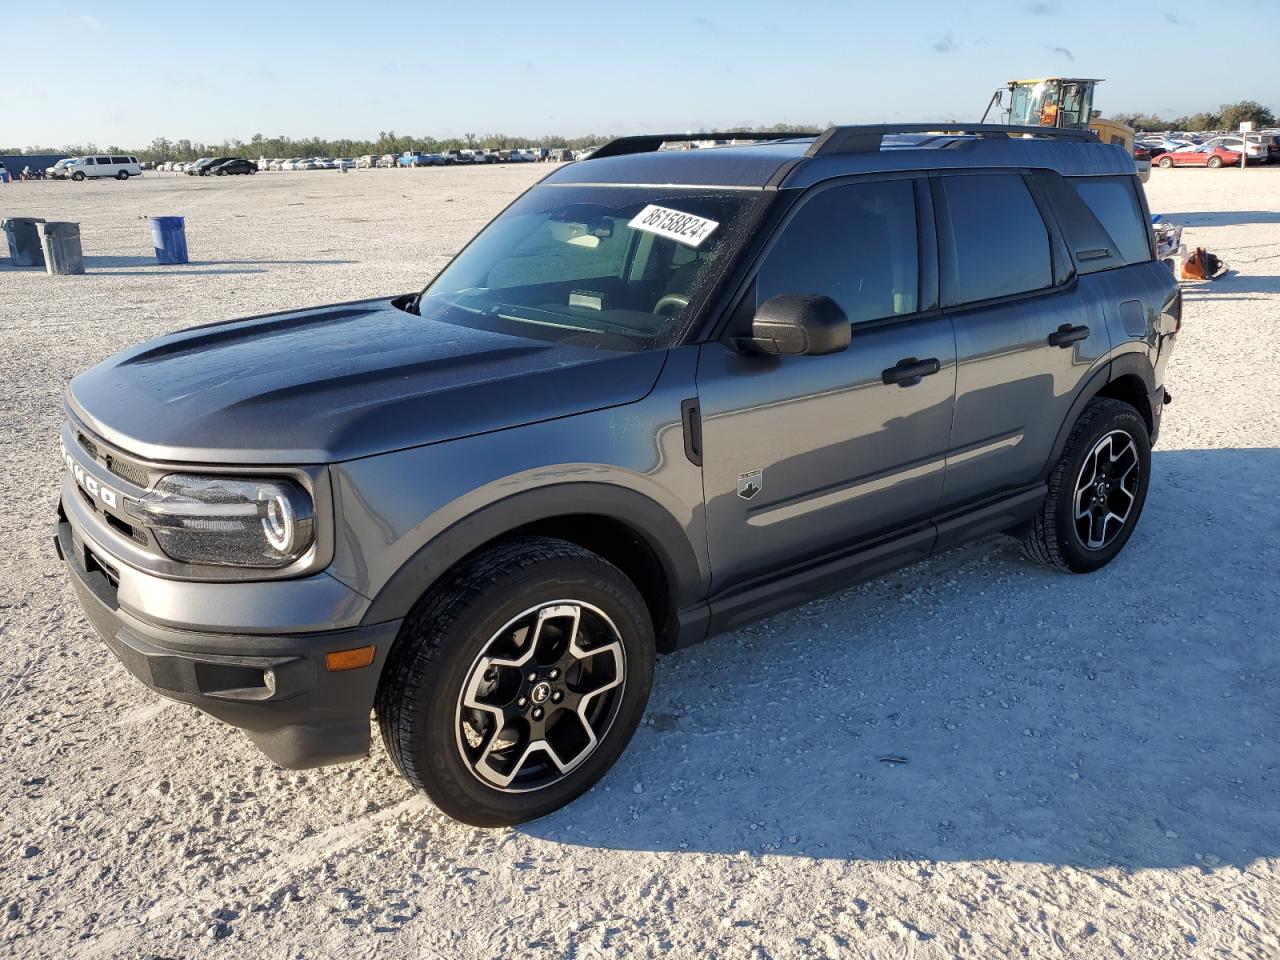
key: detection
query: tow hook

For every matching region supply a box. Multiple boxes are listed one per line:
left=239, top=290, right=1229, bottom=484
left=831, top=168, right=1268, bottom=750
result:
left=1163, top=389, right=1173, bottom=406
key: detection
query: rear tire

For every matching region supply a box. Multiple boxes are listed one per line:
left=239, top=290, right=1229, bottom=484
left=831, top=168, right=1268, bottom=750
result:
left=1021, top=398, right=1151, bottom=573
left=376, top=537, right=655, bottom=826
left=116, top=170, right=129, bottom=180
left=1159, top=156, right=1173, bottom=168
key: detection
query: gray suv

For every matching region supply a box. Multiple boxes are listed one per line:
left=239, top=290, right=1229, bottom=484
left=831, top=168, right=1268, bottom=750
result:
left=56, top=124, right=1179, bottom=826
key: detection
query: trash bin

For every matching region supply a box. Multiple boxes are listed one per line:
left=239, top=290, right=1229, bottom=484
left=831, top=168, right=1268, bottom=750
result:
left=3, top=217, right=47, bottom=267
left=37, top=222, right=85, bottom=275
left=149, top=215, right=188, bottom=265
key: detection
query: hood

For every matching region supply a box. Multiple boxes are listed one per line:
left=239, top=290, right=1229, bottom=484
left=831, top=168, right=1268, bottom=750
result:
left=67, top=298, right=667, bottom=464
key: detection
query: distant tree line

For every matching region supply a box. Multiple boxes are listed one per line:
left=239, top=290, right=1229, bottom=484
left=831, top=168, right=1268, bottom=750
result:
left=10, top=104, right=1273, bottom=159
left=1109, top=99, right=1275, bottom=133
left=2, top=123, right=820, bottom=159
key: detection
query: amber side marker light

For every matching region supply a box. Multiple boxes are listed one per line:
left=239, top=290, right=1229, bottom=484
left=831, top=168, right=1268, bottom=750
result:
left=326, top=645, right=376, bottom=672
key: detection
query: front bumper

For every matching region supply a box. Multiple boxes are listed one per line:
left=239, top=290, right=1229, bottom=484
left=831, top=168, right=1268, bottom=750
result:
left=55, top=513, right=401, bottom=769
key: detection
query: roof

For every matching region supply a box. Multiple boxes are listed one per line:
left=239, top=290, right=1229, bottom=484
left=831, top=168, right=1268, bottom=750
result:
left=541, top=126, right=1137, bottom=191
left=1009, top=78, right=1103, bottom=85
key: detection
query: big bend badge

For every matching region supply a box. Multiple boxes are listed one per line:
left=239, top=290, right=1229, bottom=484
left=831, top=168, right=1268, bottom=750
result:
left=737, top=469, right=762, bottom=501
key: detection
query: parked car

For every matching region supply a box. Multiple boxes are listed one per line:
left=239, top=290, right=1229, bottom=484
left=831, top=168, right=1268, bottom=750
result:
left=399, top=152, right=431, bottom=167
left=188, top=157, right=236, bottom=176
left=212, top=158, right=258, bottom=176
left=1200, top=135, right=1272, bottom=164
left=548, top=148, right=574, bottom=162
left=1132, top=143, right=1152, bottom=182
left=357, top=155, right=378, bottom=169
left=376, top=154, right=397, bottom=168
left=66, top=155, right=142, bottom=181
left=1156, top=144, right=1242, bottom=168
left=45, top=158, right=76, bottom=179
left=56, top=123, right=1176, bottom=827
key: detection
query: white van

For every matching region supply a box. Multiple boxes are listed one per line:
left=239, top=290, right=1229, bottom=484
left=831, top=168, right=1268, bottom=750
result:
left=68, top=155, right=142, bottom=181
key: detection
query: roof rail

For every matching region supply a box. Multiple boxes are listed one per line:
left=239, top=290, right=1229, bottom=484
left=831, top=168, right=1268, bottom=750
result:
left=590, top=131, right=820, bottom=160
left=806, top=123, right=1099, bottom=157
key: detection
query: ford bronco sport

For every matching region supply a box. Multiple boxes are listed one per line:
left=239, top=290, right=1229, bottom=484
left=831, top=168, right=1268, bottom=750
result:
left=57, top=124, right=1178, bottom=826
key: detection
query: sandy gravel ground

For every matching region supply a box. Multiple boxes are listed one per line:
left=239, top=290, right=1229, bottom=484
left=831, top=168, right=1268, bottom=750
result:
left=2, top=164, right=1278, bottom=960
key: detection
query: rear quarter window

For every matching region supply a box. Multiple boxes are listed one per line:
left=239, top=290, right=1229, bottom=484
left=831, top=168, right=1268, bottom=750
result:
left=1072, top=176, right=1152, bottom=265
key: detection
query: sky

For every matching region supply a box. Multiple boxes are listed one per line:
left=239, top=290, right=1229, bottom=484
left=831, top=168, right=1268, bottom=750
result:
left=6, top=0, right=1278, bottom=148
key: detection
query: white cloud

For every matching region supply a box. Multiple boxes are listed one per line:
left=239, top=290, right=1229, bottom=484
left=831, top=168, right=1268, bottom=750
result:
left=78, top=14, right=104, bottom=31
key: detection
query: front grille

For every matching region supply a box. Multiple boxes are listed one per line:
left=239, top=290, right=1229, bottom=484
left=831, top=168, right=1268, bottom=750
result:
left=74, top=425, right=154, bottom=490
left=104, top=454, right=149, bottom=487
left=76, top=431, right=98, bottom=460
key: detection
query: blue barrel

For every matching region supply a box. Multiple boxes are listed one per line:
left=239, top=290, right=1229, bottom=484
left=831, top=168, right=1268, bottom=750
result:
left=149, top=215, right=189, bottom=264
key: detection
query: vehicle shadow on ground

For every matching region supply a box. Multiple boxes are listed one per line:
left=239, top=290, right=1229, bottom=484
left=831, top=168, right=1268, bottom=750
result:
left=524, top=447, right=1280, bottom=870
left=1159, top=210, right=1280, bottom=227
left=1181, top=274, right=1280, bottom=298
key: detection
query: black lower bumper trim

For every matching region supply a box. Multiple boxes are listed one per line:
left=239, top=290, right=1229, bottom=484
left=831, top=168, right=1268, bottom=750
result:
left=57, top=518, right=401, bottom=769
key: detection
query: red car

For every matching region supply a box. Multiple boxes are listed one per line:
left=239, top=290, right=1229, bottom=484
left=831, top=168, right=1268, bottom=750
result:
left=1157, top=144, right=1242, bottom=169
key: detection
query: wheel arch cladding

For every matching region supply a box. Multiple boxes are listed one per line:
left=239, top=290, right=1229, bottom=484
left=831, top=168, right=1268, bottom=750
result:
left=360, top=483, right=704, bottom=654
left=1044, top=357, right=1155, bottom=478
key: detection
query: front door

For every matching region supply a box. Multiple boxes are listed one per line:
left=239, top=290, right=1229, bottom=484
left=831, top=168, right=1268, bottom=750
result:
left=696, top=177, right=957, bottom=594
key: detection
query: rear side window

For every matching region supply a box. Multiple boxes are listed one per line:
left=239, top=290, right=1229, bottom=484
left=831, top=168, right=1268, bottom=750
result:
left=938, top=174, right=1052, bottom=306
left=757, top=179, right=920, bottom=324
left=1072, top=176, right=1152, bottom=265
left=111, top=156, right=129, bottom=164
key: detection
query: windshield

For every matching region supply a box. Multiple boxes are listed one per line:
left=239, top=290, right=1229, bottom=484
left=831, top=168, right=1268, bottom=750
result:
left=411, top=185, right=768, bottom=351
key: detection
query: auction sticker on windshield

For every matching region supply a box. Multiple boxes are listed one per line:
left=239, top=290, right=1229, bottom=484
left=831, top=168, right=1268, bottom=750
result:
left=628, top=205, right=720, bottom=248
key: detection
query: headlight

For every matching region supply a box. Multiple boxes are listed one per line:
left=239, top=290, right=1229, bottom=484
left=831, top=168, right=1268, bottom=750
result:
left=128, top=474, right=314, bottom=568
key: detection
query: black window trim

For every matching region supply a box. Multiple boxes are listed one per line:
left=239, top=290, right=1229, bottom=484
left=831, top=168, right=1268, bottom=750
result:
left=930, top=167, right=1074, bottom=316
left=703, top=170, right=942, bottom=346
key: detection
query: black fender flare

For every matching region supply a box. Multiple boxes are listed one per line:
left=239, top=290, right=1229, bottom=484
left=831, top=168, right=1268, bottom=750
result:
left=359, top=482, right=707, bottom=631
left=1042, top=354, right=1156, bottom=479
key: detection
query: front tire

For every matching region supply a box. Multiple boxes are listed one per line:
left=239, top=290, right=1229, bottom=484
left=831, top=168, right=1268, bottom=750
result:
left=71, top=171, right=85, bottom=181
left=1021, top=398, right=1151, bottom=573
left=1159, top=156, right=1174, bottom=168
left=377, top=537, right=655, bottom=826
left=1208, top=156, right=1223, bottom=169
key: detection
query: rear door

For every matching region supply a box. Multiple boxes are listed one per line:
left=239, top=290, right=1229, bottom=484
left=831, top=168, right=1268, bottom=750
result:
left=935, top=171, right=1108, bottom=511
left=696, top=176, right=957, bottom=594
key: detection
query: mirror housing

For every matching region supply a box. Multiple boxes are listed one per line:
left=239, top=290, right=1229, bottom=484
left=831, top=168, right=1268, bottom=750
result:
left=737, top=294, right=850, bottom=357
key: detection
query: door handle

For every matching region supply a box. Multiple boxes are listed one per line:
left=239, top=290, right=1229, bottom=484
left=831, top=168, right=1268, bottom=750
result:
left=882, top=357, right=941, bottom=387
left=1048, top=323, right=1090, bottom=348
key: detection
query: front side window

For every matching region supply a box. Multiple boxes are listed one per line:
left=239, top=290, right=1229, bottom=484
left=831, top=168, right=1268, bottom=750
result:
left=939, top=173, right=1052, bottom=305
left=412, top=185, right=768, bottom=351
left=111, top=156, right=129, bottom=164
left=756, top=180, right=920, bottom=324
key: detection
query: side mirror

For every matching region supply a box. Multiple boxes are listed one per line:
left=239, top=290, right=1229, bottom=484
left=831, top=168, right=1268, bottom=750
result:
left=736, top=294, right=850, bottom=357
